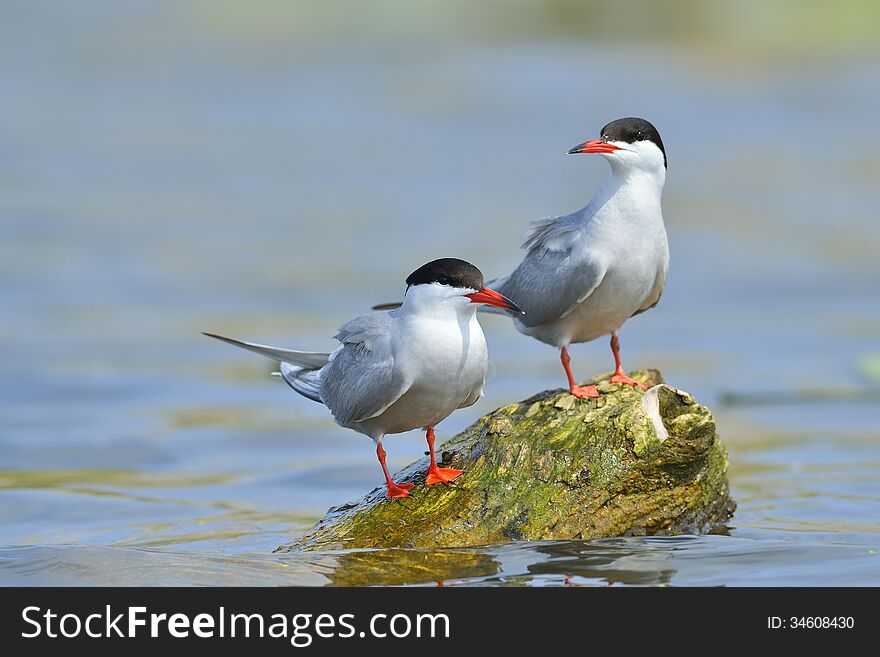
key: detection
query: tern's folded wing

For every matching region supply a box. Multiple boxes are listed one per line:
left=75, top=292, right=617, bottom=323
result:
left=494, top=248, right=606, bottom=328
left=322, top=312, right=411, bottom=426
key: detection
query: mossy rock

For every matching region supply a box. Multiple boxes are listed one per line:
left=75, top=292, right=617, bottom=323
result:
left=277, top=370, right=734, bottom=552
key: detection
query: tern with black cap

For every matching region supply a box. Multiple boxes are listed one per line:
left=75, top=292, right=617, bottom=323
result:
left=488, top=117, right=669, bottom=398
left=204, top=258, right=522, bottom=499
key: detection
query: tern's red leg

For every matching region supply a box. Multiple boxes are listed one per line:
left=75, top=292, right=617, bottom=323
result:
left=376, top=441, right=414, bottom=499
left=560, top=346, right=600, bottom=398
left=425, top=427, right=463, bottom=486
left=608, top=333, right=647, bottom=390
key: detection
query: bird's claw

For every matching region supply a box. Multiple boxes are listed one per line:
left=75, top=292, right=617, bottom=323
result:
left=385, top=482, right=414, bottom=498
left=569, top=384, right=600, bottom=399
left=425, top=467, right=464, bottom=486
left=610, top=373, right=647, bottom=390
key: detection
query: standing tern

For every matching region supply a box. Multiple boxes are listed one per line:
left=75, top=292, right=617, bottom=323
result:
left=204, top=258, right=523, bottom=499
left=373, top=118, right=669, bottom=399
left=489, top=117, right=669, bottom=398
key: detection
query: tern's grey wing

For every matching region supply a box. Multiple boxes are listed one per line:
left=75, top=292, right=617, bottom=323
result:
left=277, top=362, right=324, bottom=403
left=494, top=248, right=606, bottom=328
left=333, top=312, right=392, bottom=346
left=321, top=312, right=411, bottom=427
left=457, top=385, right=483, bottom=409
left=631, top=257, right=667, bottom=317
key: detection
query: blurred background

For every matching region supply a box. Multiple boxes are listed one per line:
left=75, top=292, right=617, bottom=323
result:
left=1, top=0, right=878, bottom=585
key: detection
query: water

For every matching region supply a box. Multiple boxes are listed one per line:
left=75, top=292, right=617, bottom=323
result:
left=1, top=2, right=879, bottom=586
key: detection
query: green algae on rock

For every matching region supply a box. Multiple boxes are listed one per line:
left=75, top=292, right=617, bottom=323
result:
left=277, top=370, right=734, bottom=552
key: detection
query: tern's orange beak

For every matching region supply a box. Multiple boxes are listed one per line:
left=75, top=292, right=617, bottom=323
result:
left=466, top=287, right=524, bottom=315
left=567, top=138, right=621, bottom=155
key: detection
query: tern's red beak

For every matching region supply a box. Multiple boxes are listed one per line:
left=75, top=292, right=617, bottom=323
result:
left=567, top=138, right=621, bottom=155
left=466, top=287, right=524, bottom=315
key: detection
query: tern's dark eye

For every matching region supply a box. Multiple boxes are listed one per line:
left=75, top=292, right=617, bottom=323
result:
left=436, top=275, right=450, bottom=286
left=635, top=130, right=646, bottom=141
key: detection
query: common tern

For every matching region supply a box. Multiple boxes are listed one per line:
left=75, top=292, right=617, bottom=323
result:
left=491, top=117, right=668, bottom=398
left=373, top=118, right=669, bottom=399
left=204, top=258, right=522, bottom=499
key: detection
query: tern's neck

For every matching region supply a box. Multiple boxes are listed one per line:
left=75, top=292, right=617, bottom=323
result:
left=608, top=160, right=665, bottom=193
left=585, top=165, right=665, bottom=220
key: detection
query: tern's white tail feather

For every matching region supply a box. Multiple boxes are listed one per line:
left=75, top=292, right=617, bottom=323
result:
left=202, top=332, right=331, bottom=369
left=278, top=362, right=323, bottom=404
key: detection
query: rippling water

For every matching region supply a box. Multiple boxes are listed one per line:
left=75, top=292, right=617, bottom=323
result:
left=1, top=2, right=879, bottom=586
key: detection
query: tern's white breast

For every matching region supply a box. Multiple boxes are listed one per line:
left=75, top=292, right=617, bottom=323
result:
left=359, top=309, right=488, bottom=437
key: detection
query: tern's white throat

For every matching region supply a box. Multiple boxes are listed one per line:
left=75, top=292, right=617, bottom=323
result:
left=602, top=138, right=666, bottom=201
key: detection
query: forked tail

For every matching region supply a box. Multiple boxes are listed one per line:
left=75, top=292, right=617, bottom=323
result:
left=203, top=331, right=329, bottom=404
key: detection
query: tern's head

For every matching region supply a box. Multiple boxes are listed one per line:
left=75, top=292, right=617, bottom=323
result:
left=567, top=117, right=666, bottom=177
left=403, top=258, right=523, bottom=315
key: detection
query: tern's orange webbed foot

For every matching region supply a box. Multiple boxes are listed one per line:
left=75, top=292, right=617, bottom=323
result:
left=560, top=347, right=600, bottom=399
left=424, top=426, right=462, bottom=486
left=569, top=384, right=600, bottom=399
left=385, top=482, right=413, bottom=499
left=377, top=441, right=414, bottom=499
left=425, top=466, right=464, bottom=486
left=610, top=372, right=647, bottom=390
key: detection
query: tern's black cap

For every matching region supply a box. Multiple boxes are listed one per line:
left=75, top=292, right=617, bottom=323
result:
left=406, top=258, right=485, bottom=290
left=601, top=117, right=666, bottom=168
